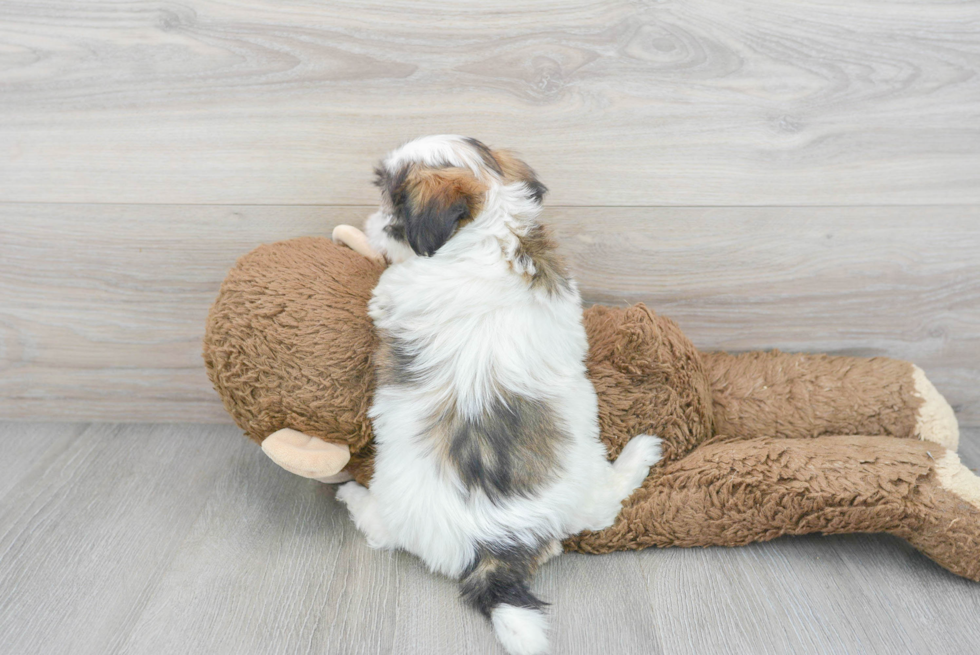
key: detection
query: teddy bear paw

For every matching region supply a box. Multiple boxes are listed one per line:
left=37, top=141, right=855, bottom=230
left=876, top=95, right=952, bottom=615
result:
left=935, top=450, right=980, bottom=510
left=912, top=365, right=959, bottom=451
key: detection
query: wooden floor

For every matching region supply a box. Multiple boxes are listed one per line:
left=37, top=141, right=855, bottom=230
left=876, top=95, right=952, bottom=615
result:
left=1, top=421, right=979, bottom=655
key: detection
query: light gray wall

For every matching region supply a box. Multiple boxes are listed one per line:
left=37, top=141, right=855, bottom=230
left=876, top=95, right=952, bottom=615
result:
left=1, top=1, right=978, bottom=424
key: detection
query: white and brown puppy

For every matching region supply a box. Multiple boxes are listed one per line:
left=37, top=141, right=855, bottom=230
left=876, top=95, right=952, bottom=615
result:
left=337, top=135, right=661, bottom=655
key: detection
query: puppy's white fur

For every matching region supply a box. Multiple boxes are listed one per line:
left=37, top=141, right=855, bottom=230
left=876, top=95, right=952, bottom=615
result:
left=493, top=605, right=550, bottom=655
left=339, top=135, right=661, bottom=655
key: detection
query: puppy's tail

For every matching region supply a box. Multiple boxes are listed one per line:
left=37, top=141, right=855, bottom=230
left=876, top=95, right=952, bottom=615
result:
left=461, top=543, right=550, bottom=655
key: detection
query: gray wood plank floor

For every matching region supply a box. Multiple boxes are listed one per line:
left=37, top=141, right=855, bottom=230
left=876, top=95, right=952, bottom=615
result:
left=2, top=422, right=979, bottom=655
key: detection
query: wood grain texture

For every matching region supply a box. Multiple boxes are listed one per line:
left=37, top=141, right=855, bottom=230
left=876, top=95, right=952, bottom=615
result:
left=1, top=203, right=977, bottom=425
left=0, top=422, right=84, bottom=500
left=0, top=424, right=235, bottom=655
left=0, top=203, right=364, bottom=422
left=1, top=1, right=979, bottom=205
left=1, top=422, right=979, bottom=655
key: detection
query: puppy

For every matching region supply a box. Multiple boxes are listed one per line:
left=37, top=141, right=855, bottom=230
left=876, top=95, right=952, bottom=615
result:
left=337, top=135, right=661, bottom=655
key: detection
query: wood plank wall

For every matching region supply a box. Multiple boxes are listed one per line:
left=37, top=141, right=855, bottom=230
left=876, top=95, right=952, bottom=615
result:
left=1, top=1, right=978, bottom=425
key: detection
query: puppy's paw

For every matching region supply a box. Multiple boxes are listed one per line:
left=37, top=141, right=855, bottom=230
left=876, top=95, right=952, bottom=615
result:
left=537, top=540, right=563, bottom=567
left=336, top=480, right=369, bottom=509
left=613, top=434, right=662, bottom=497
left=336, top=482, right=391, bottom=549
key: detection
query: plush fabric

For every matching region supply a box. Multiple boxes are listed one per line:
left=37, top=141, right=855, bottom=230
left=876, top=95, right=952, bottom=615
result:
left=566, top=435, right=980, bottom=586
left=204, top=237, right=980, bottom=581
left=205, top=238, right=381, bottom=454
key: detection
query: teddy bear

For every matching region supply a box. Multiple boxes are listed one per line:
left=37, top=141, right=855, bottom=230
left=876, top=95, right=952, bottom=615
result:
left=203, top=227, right=980, bottom=582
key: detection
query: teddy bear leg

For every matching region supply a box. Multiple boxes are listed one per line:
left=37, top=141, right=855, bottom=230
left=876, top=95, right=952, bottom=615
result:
left=565, top=435, right=980, bottom=582
left=894, top=448, right=980, bottom=581
left=700, top=351, right=958, bottom=449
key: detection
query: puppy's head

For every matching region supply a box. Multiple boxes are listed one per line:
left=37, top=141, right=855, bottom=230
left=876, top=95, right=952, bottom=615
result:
left=364, top=135, right=547, bottom=263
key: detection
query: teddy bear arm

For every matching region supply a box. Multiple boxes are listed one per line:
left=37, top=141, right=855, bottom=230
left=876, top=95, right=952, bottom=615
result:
left=332, top=225, right=385, bottom=264
left=565, top=434, right=980, bottom=582
left=700, top=351, right=958, bottom=450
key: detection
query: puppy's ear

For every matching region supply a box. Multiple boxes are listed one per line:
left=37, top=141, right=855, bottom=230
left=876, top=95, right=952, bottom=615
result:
left=490, top=149, right=547, bottom=203
left=398, top=168, right=486, bottom=256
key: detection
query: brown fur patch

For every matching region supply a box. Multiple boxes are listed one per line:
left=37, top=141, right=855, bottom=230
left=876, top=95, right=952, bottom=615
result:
left=431, top=392, right=568, bottom=503
left=373, top=332, right=420, bottom=387
left=406, top=167, right=487, bottom=221
left=461, top=541, right=547, bottom=617
left=515, top=224, right=570, bottom=295
left=490, top=149, right=547, bottom=202
left=701, top=351, right=923, bottom=442
left=464, top=137, right=503, bottom=176
left=383, top=164, right=488, bottom=256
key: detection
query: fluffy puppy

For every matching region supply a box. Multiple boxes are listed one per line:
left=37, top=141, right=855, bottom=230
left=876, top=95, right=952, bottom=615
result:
left=337, top=135, right=661, bottom=655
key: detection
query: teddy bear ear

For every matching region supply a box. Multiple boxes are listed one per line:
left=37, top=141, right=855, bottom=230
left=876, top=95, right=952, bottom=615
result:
left=398, top=167, right=487, bottom=257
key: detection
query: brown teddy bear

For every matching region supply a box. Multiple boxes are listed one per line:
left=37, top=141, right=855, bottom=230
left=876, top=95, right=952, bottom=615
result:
left=203, top=231, right=980, bottom=582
